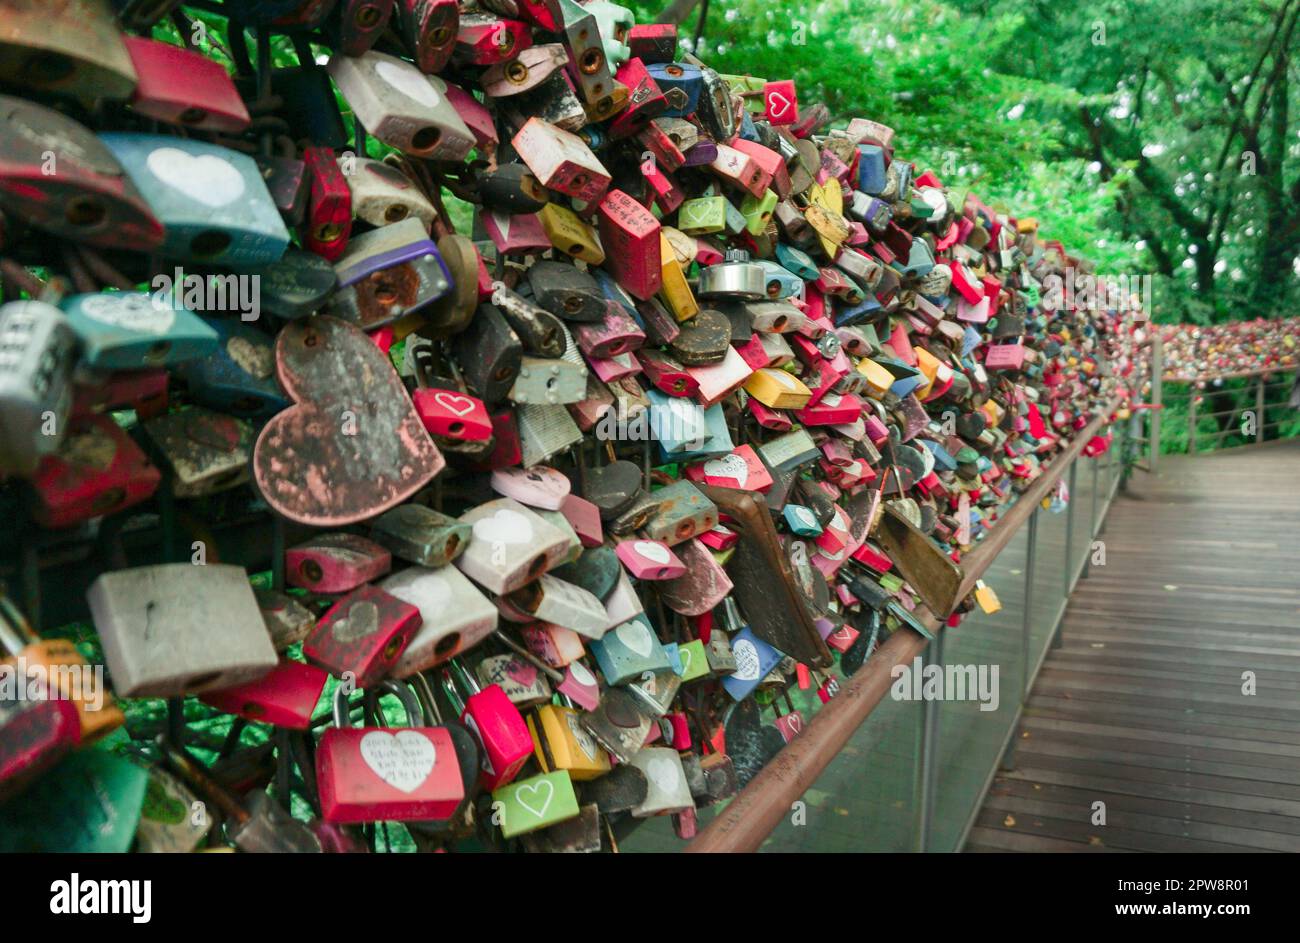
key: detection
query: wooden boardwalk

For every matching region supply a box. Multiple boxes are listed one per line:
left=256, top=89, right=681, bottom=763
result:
left=967, top=439, right=1300, bottom=852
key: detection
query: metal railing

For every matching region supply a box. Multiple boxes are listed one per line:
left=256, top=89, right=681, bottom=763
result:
left=619, top=397, right=1130, bottom=853
left=1131, top=335, right=1299, bottom=468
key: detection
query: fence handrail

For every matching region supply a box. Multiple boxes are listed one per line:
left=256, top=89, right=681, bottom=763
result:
left=683, top=396, right=1124, bottom=853
left=1161, top=367, right=1298, bottom=384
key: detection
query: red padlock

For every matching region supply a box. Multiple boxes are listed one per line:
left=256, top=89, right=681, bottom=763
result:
left=286, top=533, right=392, bottom=594
left=199, top=660, right=330, bottom=730
left=396, top=0, right=459, bottom=74
left=29, top=414, right=161, bottom=529
left=301, top=145, right=353, bottom=262
left=441, top=660, right=532, bottom=790
left=0, top=696, right=79, bottom=803
left=124, top=37, right=251, bottom=133
left=317, top=681, right=465, bottom=824
left=305, top=585, right=421, bottom=688
left=596, top=190, right=663, bottom=301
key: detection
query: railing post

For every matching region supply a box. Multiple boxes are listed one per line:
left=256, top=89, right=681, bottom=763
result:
left=1022, top=510, right=1038, bottom=701
left=1188, top=390, right=1198, bottom=454
left=914, top=631, right=943, bottom=853
left=1150, top=335, right=1163, bottom=473
left=1255, top=374, right=1266, bottom=445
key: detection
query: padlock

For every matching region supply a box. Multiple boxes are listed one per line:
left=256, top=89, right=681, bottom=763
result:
left=59, top=291, right=218, bottom=370
left=481, top=43, right=567, bottom=98
left=328, top=50, right=475, bottom=159
left=478, top=653, right=553, bottom=706
left=0, top=595, right=123, bottom=746
left=555, top=0, right=623, bottom=119
left=615, top=538, right=685, bottom=580
left=395, top=0, right=459, bottom=73
left=513, top=117, right=612, bottom=203
left=0, top=95, right=164, bottom=250
left=179, top=318, right=289, bottom=419
left=141, top=407, right=252, bottom=498
left=286, top=533, right=392, bottom=594
left=452, top=303, right=523, bottom=405
left=629, top=746, right=694, bottom=817
left=330, top=218, right=452, bottom=329
left=0, top=693, right=78, bottom=804
left=492, top=285, right=567, bottom=356
left=29, top=413, right=160, bottom=528
left=343, top=157, right=437, bottom=231
left=254, top=589, right=317, bottom=652
left=305, top=585, right=419, bottom=687
left=441, top=660, right=533, bottom=789
left=0, top=748, right=147, bottom=852
left=123, top=36, right=250, bottom=132
left=455, top=12, right=531, bottom=66
left=370, top=503, right=472, bottom=567
left=529, top=704, right=610, bottom=780
left=588, top=614, right=669, bottom=684
left=381, top=564, right=498, bottom=673
left=87, top=563, right=278, bottom=698
left=491, top=463, right=572, bottom=509
left=454, top=497, right=571, bottom=594
left=538, top=202, right=605, bottom=264
left=627, top=22, right=677, bottom=62
left=99, top=134, right=290, bottom=265
left=509, top=354, right=588, bottom=405
left=0, top=0, right=137, bottom=103
left=0, top=300, right=77, bottom=478
left=317, top=681, right=465, bottom=823
left=506, top=574, right=608, bottom=638
left=644, top=479, right=718, bottom=545
left=578, top=686, right=652, bottom=763
left=134, top=767, right=212, bottom=854
left=527, top=260, right=607, bottom=322
left=199, top=659, right=330, bottom=730
left=301, top=145, right=353, bottom=262
left=492, top=768, right=581, bottom=838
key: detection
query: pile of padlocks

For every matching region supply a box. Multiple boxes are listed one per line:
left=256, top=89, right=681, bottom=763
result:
left=0, top=0, right=1135, bottom=852
left=1160, top=317, right=1300, bottom=383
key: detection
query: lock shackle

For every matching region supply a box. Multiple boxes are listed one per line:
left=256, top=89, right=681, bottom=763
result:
left=408, top=671, right=444, bottom=726
left=0, top=596, right=37, bottom=655
left=439, top=668, right=467, bottom=715
left=362, top=679, right=424, bottom=729
left=717, top=595, right=745, bottom=632
left=449, top=658, right=482, bottom=696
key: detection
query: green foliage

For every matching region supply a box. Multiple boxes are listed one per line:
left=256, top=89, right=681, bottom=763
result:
left=635, top=0, right=1299, bottom=324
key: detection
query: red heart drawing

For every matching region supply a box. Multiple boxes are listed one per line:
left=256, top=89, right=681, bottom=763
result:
left=253, top=316, right=444, bottom=526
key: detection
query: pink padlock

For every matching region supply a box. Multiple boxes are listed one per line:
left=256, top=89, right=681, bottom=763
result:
left=615, top=539, right=686, bottom=581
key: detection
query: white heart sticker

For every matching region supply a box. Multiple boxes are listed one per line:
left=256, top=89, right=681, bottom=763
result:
left=568, top=661, right=595, bottom=687
left=375, top=59, right=442, bottom=108
left=79, top=293, right=175, bottom=335
left=732, top=638, right=762, bottom=681
left=359, top=730, right=435, bottom=794
left=615, top=620, right=654, bottom=657
left=633, top=541, right=671, bottom=565
left=646, top=755, right=680, bottom=793
left=472, top=508, right=533, bottom=545
left=146, top=147, right=246, bottom=208
left=703, top=453, right=749, bottom=486
left=514, top=778, right=555, bottom=818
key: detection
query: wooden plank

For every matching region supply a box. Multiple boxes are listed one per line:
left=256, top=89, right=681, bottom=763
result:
left=968, top=441, right=1300, bottom=852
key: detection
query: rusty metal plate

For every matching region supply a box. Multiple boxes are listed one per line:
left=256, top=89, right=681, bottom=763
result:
left=253, top=315, right=444, bottom=526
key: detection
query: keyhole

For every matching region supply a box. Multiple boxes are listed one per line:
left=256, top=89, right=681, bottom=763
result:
left=384, top=203, right=409, bottom=222
left=299, top=559, right=324, bottom=584
left=65, top=197, right=106, bottom=228
left=191, top=230, right=231, bottom=258
left=355, top=4, right=383, bottom=28
left=411, top=126, right=442, bottom=152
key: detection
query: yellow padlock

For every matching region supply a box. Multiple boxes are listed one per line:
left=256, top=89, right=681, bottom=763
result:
left=539, top=203, right=605, bottom=265
left=528, top=704, right=611, bottom=781
left=744, top=367, right=812, bottom=409
left=856, top=358, right=895, bottom=399
left=657, top=230, right=698, bottom=322
left=973, top=579, right=1001, bottom=614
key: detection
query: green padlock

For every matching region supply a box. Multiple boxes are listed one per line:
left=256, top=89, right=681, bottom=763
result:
left=677, top=196, right=726, bottom=236
left=492, top=769, right=581, bottom=838
left=0, top=748, right=148, bottom=853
